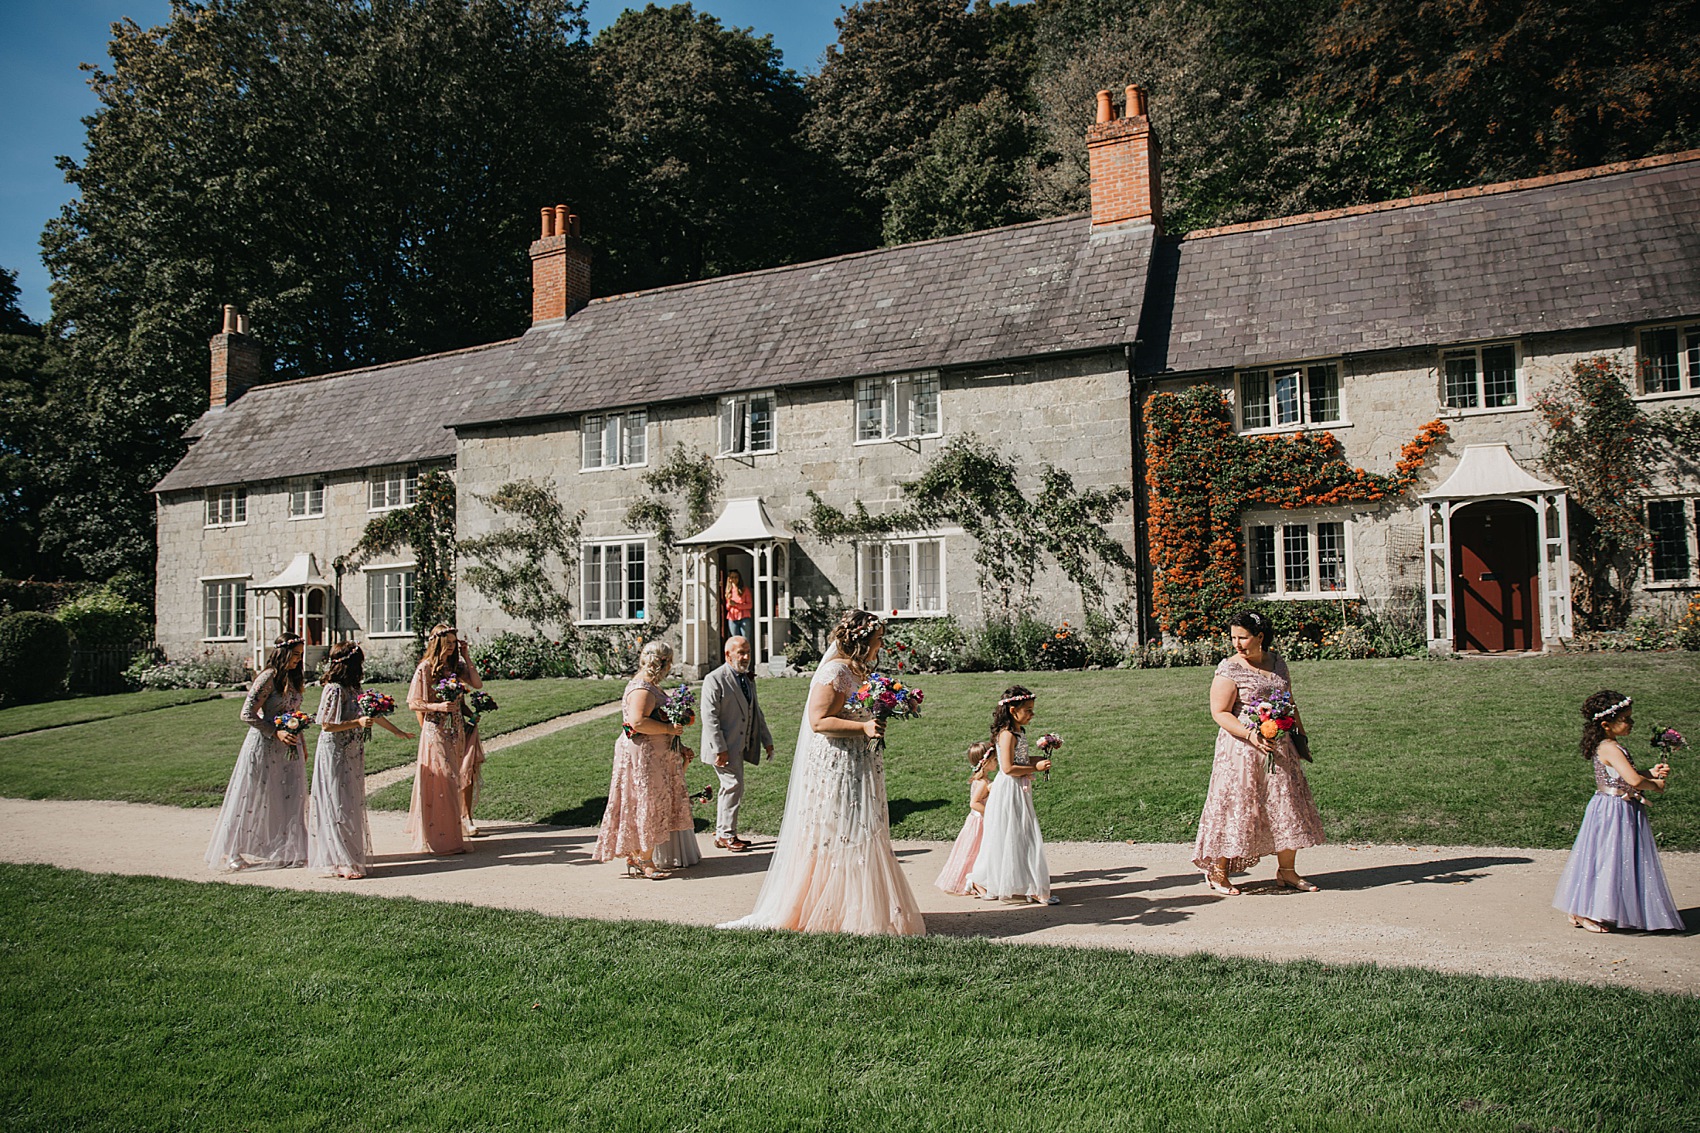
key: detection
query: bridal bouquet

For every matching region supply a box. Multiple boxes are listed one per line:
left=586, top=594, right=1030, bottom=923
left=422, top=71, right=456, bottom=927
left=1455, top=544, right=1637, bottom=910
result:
left=662, top=684, right=697, bottom=727
left=1241, top=690, right=1298, bottom=772
left=847, top=672, right=924, bottom=721
left=272, top=710, right=313, bottom=755
left=462, top=689, right=499, bottom=729
left=355, top=690, right=396, bottom=741
left=1036, top=732, right=1062, bottom=781
left=1650, top=724, right=1688, bottom=760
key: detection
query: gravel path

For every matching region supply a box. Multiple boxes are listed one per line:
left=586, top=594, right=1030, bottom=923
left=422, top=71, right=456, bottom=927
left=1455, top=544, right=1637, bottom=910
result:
left=1, top=797, right=1693, bottom=994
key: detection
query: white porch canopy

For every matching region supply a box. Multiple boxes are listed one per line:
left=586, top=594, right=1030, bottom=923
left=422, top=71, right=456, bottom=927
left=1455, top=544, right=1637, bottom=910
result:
left=678, top=498, right=794, bottom=672
left=251, top=552, right=328, bottom=591
left=1418, top=444, right=1572, bottom=650
left=250, top=553, right=332, bottom=667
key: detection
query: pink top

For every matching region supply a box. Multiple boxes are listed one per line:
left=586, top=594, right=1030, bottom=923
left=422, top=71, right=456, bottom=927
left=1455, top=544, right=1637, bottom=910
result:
left=725, top=584, right=752, bottom=621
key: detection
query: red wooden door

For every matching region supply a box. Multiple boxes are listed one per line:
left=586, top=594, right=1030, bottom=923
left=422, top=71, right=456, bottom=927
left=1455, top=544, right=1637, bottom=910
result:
left=1451, top=502, right=1539, bottom=651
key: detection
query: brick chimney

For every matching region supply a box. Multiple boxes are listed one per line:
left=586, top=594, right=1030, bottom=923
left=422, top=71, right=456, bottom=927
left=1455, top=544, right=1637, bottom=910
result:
left=1086, top=85, right=1162, bottom=232
left=209, top=305, right=266, bottom=408
left=531, top=204, right=591, bottom=324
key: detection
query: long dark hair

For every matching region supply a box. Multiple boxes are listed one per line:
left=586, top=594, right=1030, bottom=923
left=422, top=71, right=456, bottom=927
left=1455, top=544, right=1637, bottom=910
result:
left=262, top=636, right=305, bottom=696
left=320, top=641, right=364, bottom=691
left=1580, top=689, right=1632, bottom=761
left=1227, top=608, right=1275, bottom=651
left=990, top=685, right=1034, bottom=740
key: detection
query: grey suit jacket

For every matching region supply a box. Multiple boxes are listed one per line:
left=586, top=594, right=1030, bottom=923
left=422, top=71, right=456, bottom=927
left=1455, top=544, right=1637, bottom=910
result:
left=699, top=662, right=773, bottom=767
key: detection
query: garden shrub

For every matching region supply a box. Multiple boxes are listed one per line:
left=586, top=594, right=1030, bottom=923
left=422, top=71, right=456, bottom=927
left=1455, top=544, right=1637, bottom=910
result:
left=1679, top=597, right=1700, bottom=651
left=882, top=616, right=967, bottom=672
left=125, top=647, right=250, bottom=690
left=0, top=611, right=74, bottom=703
left=578, top=627, right=642, bottom=677
left=473, top=633, right=580, bottom=680
left=1034, top=621, right=1089, bottom=669
left=361, top=652, right=420, bottom=683
left=55, top=587, right=149, bottom=647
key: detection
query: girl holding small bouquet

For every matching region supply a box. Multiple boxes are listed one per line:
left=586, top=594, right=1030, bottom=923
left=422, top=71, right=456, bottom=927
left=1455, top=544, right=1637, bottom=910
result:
left=966, top=686, right=1058, bottom=905
left=205, top=634, right=310, bottom=871
left=1552, top=691, right=1682, bottom=932
left=935, top=741, right=995, bottom=895
left=405, top=624, right=486, bottom=854
left=309, top=642, right=413, bottom=879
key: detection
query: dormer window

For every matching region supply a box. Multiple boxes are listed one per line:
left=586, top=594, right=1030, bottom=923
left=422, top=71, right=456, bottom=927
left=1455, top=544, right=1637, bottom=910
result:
left=582, top=409, right=647, bottom=470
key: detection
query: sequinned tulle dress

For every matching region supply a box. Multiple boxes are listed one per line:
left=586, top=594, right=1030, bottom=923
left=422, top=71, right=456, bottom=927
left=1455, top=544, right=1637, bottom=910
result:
left=406, top=659, right=479, bottom=854
left=934, top=775, right=991, bottom=894
left=1552, top=744, right=1682, bottom=931
left=204, top=668, right=308, bottom=870
left=308, top=682, right=372, bottom=875
left=967, top=732, right=1052, bottom=900
left=720, top=656, right=925, bottom=935
left=1192, top=655, right=1325, bottom=873
left=593, top=678, right=694, bottom=862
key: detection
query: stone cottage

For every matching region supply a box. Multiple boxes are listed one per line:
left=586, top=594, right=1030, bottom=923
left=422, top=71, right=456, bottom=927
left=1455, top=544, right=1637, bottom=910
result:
left=151, top=88, right=1700, bottom=669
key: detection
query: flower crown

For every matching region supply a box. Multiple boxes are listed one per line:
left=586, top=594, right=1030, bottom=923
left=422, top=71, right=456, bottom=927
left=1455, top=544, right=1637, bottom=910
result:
left=428, top=626, right=459, bottom=641
left=273, top=634, right=304, bottom=648
left=1591, top=695, right=1632, bottom=721
left=998, top=693, right=1035, bottom=706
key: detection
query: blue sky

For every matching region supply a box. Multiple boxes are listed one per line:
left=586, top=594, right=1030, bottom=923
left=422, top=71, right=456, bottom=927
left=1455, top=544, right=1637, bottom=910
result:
left=0, top=1, right=848, bottom=325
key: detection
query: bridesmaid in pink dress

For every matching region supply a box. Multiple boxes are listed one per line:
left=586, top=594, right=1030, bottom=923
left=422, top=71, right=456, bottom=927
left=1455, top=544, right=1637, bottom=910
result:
left=592, top=640, right=695, bottom=879
left=405, top=624, right=485, bottom=854
left=1192, top=609, right=1325, bottom=895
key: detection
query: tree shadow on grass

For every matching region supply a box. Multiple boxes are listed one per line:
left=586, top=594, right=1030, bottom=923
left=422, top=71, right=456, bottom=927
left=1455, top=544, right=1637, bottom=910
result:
left=541, top=796, right=608, bottom=828
left=369, top=823, right=599, bottom=877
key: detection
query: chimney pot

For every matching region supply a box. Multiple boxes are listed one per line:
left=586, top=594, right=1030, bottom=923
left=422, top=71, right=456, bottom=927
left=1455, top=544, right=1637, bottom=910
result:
left=222, top=304, right=238, bottom=333
left=1095, top=89, right=1115, bottom=124
left=1127, top=85, right=1146, bottom=118
left=554, top=204, right=569, bottom=234
left=540, top=207, right=554, bottom=238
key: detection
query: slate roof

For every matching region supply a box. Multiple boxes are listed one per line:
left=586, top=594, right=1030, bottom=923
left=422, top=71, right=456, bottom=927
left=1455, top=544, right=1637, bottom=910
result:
left=454, top=214, right=1151, bottom=428
left=1137, top=152, right=1700, bottom=376
left=152, top=338, right=519, bottom=493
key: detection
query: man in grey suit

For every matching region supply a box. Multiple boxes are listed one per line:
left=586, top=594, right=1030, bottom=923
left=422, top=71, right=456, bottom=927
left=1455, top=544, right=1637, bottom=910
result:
left=699, top=636, right=774, bottom=852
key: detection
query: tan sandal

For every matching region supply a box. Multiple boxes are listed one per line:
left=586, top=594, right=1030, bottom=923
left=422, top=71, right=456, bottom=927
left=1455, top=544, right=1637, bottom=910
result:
left=1276, top=869, right=1320, bottom=893
left=1569, top=914, right=1610, bottom=933
left=1205, top=865, right=1240, bottom=896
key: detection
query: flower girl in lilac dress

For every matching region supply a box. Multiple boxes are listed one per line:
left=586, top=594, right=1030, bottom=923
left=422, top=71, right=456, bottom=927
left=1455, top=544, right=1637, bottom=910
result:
left=935, top=741, right=995, bottom=895
left=1552, top=691, right=1681, bottom=933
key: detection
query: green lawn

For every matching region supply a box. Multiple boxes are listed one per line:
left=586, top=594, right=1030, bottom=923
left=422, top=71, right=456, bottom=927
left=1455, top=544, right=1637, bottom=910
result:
left=0, top=689, right=222, bottom=738
left=0, top=864, right=1694, bottom=1132
left=371, top=654, right=1700, bottom=850
left=0, top=679, right=621, bottom=807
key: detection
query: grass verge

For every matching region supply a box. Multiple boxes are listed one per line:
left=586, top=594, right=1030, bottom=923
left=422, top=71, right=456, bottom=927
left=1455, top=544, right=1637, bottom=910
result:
left=0, top=864, right=1695, bottom=1132
left=0, top=689, right=222, bottom=738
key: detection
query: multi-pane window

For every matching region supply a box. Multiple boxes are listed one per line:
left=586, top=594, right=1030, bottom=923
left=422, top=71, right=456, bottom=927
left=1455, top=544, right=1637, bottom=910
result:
left=582, top=410, right=647, bottom=469
left=581, top=541, right=647, bottom=622
left=1648, top=499, right=1697, bottom=583
left=858, top=538, right=945, bottom=616
left=1237, top=362, right=1343, bottom=431
left=1638, top=324, right=1700, bottom=394
left=288, top=478, right=325, bottom=519
left=202, top=580, right=247, bottom=639
left=855, top=374, right=941, bottom=442
left=1442, top=343, right=1520, bottom=410
left=369, top=467, right=418, bottom=511
left=204, top=486, right=247, bottom=527
left=719, top=393, right=776, bottom=456
left=367, top=569, right=416, bottom=635
left=1245, top=519, right=1351, bottom=596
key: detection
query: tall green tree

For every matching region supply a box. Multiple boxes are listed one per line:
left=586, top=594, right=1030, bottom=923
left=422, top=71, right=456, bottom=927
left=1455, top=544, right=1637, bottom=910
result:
left=0, top=270, right=71, bottom=580
left=881, top=89, right=1038, bottom=243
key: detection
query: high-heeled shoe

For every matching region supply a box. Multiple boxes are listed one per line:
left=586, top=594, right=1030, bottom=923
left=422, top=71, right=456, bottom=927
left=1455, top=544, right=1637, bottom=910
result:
left=1275, top=869, right=1319, bottom=892
left=1204, top=866, right=1240, bottom=896
left=625, top=857, right=670, bottom=880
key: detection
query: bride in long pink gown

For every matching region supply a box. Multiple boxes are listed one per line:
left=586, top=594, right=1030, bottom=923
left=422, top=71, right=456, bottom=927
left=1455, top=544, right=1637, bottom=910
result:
left=720, top=610, right=926, bottom=936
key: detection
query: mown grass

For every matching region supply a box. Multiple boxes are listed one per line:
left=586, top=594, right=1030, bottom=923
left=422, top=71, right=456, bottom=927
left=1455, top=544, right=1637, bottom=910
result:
left=0, top=864, right=1695, bottom=1133
left=371, top=654, right=1700, bottom=850
left=0, top=689, right=222, bottom=738
left=0, top=679, right=621, bottom=806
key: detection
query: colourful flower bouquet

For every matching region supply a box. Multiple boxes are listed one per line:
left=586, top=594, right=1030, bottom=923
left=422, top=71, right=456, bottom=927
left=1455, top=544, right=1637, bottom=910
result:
left=462, top=689, right=498, bottom=729
left=434, top=675, right=469, bottom=702
left=846, top=672, right=923, bottom=752
left=1242, top=690, right=1298, bottom=772
left=661, top=684, right=696, bottom=728
left=355, top=690, right=396, bottom=741
left=272, top=710, right=312, bottom=756
left=1650, top=725, right=1688, bottom=761
left=1036, top=732, right=1062, bottom=780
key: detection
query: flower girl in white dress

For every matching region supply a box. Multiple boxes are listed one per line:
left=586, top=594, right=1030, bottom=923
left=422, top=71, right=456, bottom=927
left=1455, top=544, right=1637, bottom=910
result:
left=966, top=686, right=1057, bottom=904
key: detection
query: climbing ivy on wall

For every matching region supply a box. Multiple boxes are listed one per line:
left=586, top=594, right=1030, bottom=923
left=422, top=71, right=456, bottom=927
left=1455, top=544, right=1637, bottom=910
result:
left=805, top=434, right=1137, bottom=620
left=1144, top=385, right=1448, bottom=639
left=624, top=444, right=723, bottom=634
left=459, top=480, right=585, bottom=638
left=336, top=468, right=457, bottom=651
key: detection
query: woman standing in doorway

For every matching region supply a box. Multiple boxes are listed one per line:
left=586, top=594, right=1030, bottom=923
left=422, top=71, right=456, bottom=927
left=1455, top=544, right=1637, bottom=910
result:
left=723, top=569, right=753, bottom=643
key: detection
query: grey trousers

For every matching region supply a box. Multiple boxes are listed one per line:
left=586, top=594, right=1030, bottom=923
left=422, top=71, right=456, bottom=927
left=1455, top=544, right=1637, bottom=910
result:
left=714, top=749, right=746, bottom=838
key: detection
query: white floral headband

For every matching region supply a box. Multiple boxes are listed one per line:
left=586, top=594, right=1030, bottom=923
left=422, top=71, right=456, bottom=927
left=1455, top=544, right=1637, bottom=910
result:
left=998, top=693, right=1035, bottom=706
left=1591, top=696, right=1632, bottom=721
left=428, top=626, right=459, bottom=641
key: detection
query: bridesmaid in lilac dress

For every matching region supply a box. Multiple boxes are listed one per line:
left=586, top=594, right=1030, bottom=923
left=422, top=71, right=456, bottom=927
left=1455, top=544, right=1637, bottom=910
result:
left=205, top=635, right=309, bottom=871
left=1193, top=610, right=1325, bottom=895
left=592, top=640, right=695, bottom=879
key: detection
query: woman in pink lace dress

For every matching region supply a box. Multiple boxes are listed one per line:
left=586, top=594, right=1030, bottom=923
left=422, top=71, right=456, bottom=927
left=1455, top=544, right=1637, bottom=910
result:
left=592, top=641, right=695, bottom=879
left=1193, top=610, right=1325, bottom=895
left=405, top=624, right=485, bottom=854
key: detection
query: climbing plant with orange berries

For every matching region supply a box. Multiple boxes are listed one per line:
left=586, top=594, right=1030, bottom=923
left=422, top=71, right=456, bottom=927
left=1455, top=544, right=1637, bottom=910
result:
left=1144, top=384, right=1449, bottom=638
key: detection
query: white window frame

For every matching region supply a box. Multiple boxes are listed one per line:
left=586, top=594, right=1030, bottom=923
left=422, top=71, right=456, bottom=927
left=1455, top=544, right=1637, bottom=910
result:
left=580, top=409, right=648, bottom=471
left=856, top=536, right=947, bottom=617
left=1636, top=321, right=1700, bottom=398
left=203, top=486, right=248, bottom=528
left=362, top=563, right=418, bottom=637
left=854, top=372, right=942, bottom=444
left=368, top=466, right=419, bottom=512
left=718, top=391, right=777, bottom=457
left=200, top=576, right=249, bottom=640
left=1646, top=497, right=1700, bottom=587
left=1235, top=359, right=1346, bottom=434
left=579, top=539, right=648, bottom=624
left=1243, top=513, right=1357, bottom=599
left=287, top=477, right=326, bottom=519
left=1439, top=341, right=1523, bottom=413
